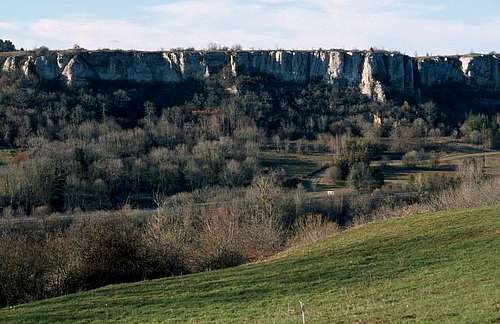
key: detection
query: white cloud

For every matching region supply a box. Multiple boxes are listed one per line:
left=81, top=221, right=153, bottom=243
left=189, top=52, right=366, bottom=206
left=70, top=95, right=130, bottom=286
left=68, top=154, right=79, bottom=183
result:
left=0, top=21, right=17, bottom=30
left=29, top=19, right=167, bottom=50
left=9, top=0, right=500, bottom=54
left=146, top=0, right=500, bottom=54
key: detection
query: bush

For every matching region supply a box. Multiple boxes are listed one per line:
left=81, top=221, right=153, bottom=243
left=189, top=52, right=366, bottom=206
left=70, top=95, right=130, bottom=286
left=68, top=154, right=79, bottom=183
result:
left=64, top=215, right=144, bottom=291
left=348, top=163, right=384, bottom=192
left=289, top=214, right=339, bottom=247
left=390, top=126, right=424, bottom=152
left=426, top=177, right=500, bottom=212
left=402, top=150, right=422, bottom=168
left=428, top=151, right=440, bottom=169
left=0, top=235, right=48, bottom=306
left=408, top=173, right=459, bottom=199
left=197, top=207, right=246, bottom=270
left=141, top=213, right=189, bottom=277
left=460, top=114, right=500, bottom=147
left=332, top=156, right=350, bottom=181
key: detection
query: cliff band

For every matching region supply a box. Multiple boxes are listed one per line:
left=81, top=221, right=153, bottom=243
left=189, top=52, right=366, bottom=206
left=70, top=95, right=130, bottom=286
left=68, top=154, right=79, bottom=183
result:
left=1, top=49, right=499, bottom=102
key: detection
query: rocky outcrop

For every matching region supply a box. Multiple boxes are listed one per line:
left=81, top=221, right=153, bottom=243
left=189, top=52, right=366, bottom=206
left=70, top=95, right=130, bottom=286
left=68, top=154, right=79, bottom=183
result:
left=416, top=54, right=500, bottom=91
left=231, top=50, right=415, bottom=100
left=1, top=49, right=499, bottom=102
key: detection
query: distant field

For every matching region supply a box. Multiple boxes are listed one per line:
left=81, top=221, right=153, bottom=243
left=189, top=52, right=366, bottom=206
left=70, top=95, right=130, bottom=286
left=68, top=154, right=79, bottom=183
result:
left=0, top=149, right=17, bottom=166
left=440, top=151, right=500, bottom=176
left=2, top=205, right=499, bottom=323
left=261, top=148, right=500, bottom=192
left=260, top=150, right=331, bottom=178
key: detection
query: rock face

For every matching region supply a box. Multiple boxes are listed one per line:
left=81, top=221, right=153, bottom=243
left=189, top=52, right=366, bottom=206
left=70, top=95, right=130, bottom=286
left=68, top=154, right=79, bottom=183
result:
left=1, top=49, right=499, bottom=102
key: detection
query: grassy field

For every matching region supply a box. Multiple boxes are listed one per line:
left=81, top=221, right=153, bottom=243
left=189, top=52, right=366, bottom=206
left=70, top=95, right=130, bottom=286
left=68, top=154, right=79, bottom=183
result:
left=2, top=205, right=499, bottom=323
left=260, top=150, right=332, bottom=179
left=0, top=149, right=17, bottom=166
left=261, top=149, right=500, bottom=193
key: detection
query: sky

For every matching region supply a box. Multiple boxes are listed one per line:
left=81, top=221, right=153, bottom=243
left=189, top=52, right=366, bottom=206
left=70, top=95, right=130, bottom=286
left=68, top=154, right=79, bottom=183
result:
left=0, top=0, right=499, bottom=55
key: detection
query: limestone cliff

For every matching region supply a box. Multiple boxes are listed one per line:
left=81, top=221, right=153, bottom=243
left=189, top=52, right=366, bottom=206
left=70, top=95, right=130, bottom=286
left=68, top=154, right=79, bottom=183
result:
left=1, top=49, right=499, bottom=102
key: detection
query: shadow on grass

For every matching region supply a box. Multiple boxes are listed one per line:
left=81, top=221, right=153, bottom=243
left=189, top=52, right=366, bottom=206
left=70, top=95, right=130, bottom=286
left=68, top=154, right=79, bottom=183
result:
left=382, top=164, right=456, bottom=181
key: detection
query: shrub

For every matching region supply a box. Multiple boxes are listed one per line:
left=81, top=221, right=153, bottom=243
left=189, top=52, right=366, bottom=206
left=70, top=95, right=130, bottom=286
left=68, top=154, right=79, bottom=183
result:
left=332, top=156, right=350, bottom=181
left=467, top=130, right=483, bottom=144
left=390, top=126, right=423, bottom=152
left=289, top=214, right=339, bottom=247
left=457, top=158, right=485, bottom=184
left=428, top=151, right=440, bottom=169
left=63, top=215, right=144, bottom=291
left=425, top=176, right=500, bottom=212
left=140, top=213, right=189, bottom=278
left=402, top=150, right=421, bottom=168
left=348, top=163, right=384, bottom=192
left=460, top=114, right=500, bottom=147
left=0, top=235, right=48, bottom=306
left=408, top=173, right=459, bottom=199
left=197, top=207, right=246, bottom=271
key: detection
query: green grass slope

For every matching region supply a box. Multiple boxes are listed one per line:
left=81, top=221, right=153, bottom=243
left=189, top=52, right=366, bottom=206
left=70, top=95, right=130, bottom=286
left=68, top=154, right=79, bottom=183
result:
left=2, top=206, right=500, bottom=323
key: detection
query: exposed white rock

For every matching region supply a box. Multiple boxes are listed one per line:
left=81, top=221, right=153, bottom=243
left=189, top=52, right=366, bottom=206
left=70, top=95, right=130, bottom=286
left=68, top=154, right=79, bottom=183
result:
left=464, top=55, right=500, bottom=90
left=1, top=49, right=499, bottom=100
left=2, top=57, right=17, bottom=72
left=22, top=56, right=35, bottom=77
left=460, top=56, right=474, bottom=77
left=360, top=54, right=386, bottom=102
left=62, top=56, right=97, bottom=86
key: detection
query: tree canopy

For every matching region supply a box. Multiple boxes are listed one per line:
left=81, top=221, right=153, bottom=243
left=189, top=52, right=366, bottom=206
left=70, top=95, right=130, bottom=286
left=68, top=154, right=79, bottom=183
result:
left=0, top=39, right=16, bottom=52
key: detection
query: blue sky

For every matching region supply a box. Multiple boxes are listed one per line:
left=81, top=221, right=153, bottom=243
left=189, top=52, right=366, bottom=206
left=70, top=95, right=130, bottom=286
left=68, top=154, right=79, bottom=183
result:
left=1, top=0, right=499, bottom=54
